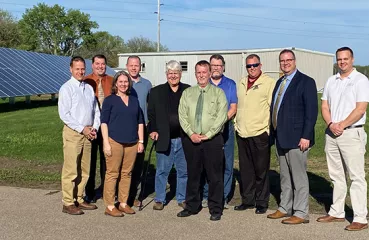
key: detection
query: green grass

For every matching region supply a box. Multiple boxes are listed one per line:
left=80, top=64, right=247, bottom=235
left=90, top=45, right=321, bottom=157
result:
left=0, top=96, right=368, bottom=213
left=0, top=104, right=63, bottom=164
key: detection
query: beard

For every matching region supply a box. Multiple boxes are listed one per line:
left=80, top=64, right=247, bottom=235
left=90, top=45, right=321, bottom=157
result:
left=211, top=72, right=222, bottom=80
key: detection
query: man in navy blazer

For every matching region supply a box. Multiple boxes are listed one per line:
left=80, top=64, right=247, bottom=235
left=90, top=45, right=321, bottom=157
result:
left=267, top=49, right=318, bottom=224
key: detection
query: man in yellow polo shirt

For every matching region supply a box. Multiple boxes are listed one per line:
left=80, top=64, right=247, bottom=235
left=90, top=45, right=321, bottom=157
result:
left=234, top=54, right=275, bottom=214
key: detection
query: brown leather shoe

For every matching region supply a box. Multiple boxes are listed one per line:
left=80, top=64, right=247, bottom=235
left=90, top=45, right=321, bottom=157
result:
left=119, top=205, right=136, bottom=214
left=78, top=201, right=98, bottom=210
left=105, top=207, right=124, bottom=217
left=317, top=215, right=345, bottom=223
left=267, top=210, right=288, bottom=219
left=153, top=202, right=164, bottom=210
left=62, top=205, right=84, bottom=215
left=133, top=199, right=142, bottom=207
left=282, top=216, right=309, bottom=224
left=345, top=222, right=368, bottom=231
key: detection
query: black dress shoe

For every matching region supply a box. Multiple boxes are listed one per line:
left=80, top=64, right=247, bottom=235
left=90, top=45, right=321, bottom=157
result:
left=83, top=196, right=96, bottom=204
left=210, top=214, right=221, bottom=221
left=255, top=207, right=268, bottom=214
left=234, top=204, right=254, bottom=211
left=177, top=209, right=193, bottom=217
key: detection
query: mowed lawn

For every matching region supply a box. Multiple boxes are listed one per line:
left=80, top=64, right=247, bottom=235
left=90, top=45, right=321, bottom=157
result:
left=0, top=96, right=368, bottom=213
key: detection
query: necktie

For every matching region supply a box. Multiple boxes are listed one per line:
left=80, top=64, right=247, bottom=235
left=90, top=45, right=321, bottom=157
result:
left=195, top=89, right=204, bottom=134
left=272, top=77, right=287, bottom=129
left=97, top=78, right=105, bottom=107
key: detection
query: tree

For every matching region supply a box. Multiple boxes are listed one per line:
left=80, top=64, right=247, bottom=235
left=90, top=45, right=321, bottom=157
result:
left=355, top=65, right=369, bottom=78
left=0, top=9, right=21, bottom=48
left=18, top=3, right=98, bottom=56
left=77, top=31, right=127, bottom=67
left=126, top=36, right=168, bottom=52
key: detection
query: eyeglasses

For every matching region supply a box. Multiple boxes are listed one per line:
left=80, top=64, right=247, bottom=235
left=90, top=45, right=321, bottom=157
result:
left=279, top=59, right=295, bottom=64
left=246, top=63, right=260, bottom=68
left=210, top=64, right=224, bottom=68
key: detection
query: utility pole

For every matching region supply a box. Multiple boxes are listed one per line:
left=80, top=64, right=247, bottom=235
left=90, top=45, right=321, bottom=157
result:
left=157, top=0, right=160, bottom=52
left=156, top=0, right=163, bottom=52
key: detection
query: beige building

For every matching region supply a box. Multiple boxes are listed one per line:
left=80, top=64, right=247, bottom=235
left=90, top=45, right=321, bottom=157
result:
left=118, top=47, right=334, bottom=90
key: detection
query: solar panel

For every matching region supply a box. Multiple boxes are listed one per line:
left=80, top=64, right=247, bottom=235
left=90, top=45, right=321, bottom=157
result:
left=0, top=47, right=117, bottom=98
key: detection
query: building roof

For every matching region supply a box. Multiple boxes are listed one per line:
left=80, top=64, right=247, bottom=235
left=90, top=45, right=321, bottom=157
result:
left=118, top=47, right=335, bottom=57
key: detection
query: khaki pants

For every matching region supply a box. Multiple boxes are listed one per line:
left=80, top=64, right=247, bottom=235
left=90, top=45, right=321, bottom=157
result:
left=325, top=127, right=368, bottom=224
left=104, top=138, right=138, bottom=206
left=62, top=126, right=92, bottom=206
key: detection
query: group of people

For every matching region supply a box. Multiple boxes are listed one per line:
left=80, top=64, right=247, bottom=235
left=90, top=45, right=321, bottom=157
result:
left=58, top=46, right=368, bottom=231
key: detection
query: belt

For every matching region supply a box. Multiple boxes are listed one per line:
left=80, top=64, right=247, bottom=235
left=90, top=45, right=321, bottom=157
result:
left=344, top=125, right=363, bottom=130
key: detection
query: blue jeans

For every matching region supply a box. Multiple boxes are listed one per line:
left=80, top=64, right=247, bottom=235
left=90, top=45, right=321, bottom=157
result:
left=203, top=121, right=235, bottom=202
left=154, top=138, right=187, bottom=204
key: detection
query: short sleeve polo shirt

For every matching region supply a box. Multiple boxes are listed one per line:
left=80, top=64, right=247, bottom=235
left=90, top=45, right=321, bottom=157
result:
left=321, top=69, right=369, bottom=125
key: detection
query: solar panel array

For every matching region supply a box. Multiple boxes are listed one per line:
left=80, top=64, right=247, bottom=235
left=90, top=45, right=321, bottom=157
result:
left=0, top=47, right=117, bottom=98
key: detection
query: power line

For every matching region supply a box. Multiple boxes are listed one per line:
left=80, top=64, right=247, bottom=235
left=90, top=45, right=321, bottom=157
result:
left=5, top=9, right=155, bottom=21
left=93, top=0, right=156, bottom=5
left=163, top=19, right=369, bottom=41
left=164, top=4, right=369, bottom=29
left=161, top=13, right=369, bottom=37
left=3, top=1, right=368, bottom=29
left=0, top=2, right=153, bottom=14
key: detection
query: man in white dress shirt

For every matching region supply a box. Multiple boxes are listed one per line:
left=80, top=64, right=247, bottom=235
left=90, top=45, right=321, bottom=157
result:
left=58, top=56, right=101, bottom=215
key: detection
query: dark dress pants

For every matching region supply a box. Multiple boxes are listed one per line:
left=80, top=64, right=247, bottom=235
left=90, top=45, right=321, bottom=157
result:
left=128, top=126, right=148, bottom=204
left=237, top=131, right=270, bottom=208
left=85, top=129, right=105, bottom=198
left=182, top=134, right=224, bottom=215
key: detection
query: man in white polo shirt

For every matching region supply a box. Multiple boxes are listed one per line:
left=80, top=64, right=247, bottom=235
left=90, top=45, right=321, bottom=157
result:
left=317, top=47, right=369, bottom=231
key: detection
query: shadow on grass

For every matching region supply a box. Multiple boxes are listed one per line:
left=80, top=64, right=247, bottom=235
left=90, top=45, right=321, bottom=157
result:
left=0, top=99, right=57, bottom=113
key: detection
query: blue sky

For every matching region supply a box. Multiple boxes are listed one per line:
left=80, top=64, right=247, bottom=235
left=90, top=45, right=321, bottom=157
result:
left=3, top=0, right=369, bottom=65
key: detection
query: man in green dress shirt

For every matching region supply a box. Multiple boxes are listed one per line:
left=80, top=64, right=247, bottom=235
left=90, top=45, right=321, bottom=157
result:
left=177, top=60, right=228, bottom=221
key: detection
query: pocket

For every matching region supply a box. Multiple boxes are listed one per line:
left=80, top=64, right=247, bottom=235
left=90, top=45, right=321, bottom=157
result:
left=207, top=101, right=217, bottom=116
left=357, top=129, right=367, bottom=154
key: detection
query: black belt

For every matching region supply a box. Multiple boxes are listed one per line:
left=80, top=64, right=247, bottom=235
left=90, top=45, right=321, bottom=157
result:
left=344, top=125, right=363, bottom=130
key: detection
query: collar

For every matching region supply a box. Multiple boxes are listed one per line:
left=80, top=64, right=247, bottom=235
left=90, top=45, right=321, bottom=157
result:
left=284, top=69, right=297, bottom=81
left=198, top=82, right=211, bottom=92
left=335, top=68, right=358, bottom=80
left=166, top=82, right=182, bottom=92
left=210, top=75, right=225, bottom=86
left=71, top=76, right=84, bottom=86
left=132, top=74, right=144, bottom=84
left=247, top=71, right=262, bottom=83
left=87, top=73, right=107, bottom=81
left=241, top=73, right=267, bottom=86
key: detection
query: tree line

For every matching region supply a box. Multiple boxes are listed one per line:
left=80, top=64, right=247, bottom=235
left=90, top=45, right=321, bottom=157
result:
left=334, top=64, right=369, bottom=78
left=0, top=3, right=168, bottom=67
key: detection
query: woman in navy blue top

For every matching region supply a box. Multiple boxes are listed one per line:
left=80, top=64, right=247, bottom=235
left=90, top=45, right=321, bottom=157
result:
left=101, top=71, right=144, bottom=217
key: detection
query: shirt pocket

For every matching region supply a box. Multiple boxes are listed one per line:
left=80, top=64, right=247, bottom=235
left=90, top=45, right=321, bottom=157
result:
left=207, top=100, right=218, bottom=117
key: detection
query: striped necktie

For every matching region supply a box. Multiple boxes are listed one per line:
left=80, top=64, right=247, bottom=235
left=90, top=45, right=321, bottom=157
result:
left=195, top=89, right=204, bottom=134
left=272, top=77, right=287, bottom=129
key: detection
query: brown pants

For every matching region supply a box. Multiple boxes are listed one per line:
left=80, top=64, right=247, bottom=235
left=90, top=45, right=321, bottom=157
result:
left=104, top=138, right=138, bottom=206
left=62, top=126, right=92, bottom=206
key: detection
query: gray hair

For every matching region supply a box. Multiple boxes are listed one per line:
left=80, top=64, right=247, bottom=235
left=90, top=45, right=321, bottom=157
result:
left=166, top=60, right=182, bottom=72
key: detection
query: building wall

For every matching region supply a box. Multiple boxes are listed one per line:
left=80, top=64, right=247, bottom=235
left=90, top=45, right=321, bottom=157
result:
left=293, top=51, right=333, bottom=90
left=118, top=49, right=334, bottom=89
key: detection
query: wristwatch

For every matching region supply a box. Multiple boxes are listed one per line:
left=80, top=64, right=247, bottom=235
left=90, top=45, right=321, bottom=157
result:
left=138, top=140, right=144, bottom=144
